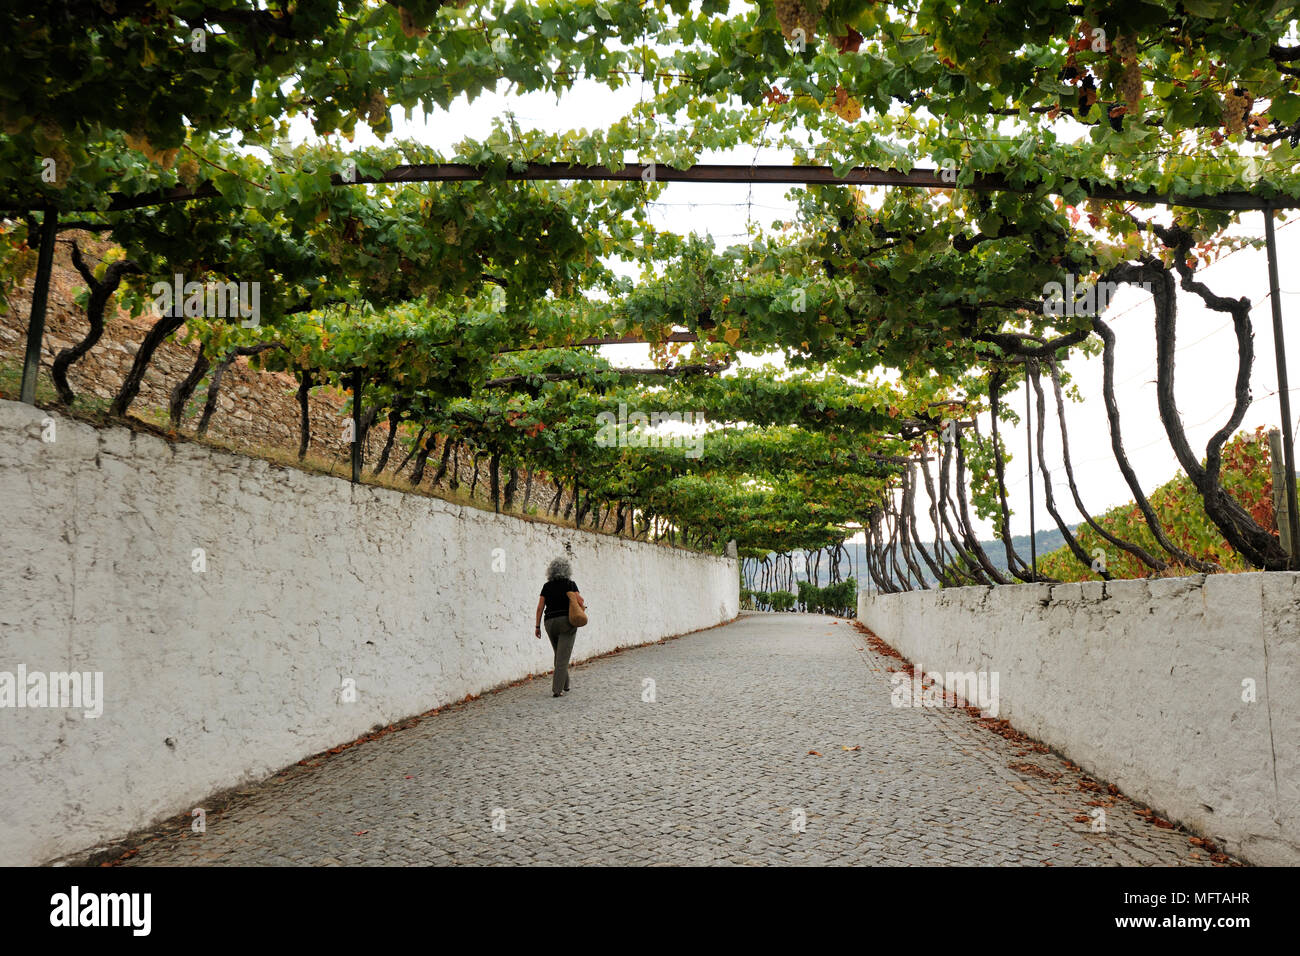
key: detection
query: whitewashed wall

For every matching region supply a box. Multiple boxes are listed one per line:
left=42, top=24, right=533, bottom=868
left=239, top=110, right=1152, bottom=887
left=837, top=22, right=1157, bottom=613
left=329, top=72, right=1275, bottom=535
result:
left=859, top=576, right=1300, bottom=865
left=0, top=400, right=738, bottom=866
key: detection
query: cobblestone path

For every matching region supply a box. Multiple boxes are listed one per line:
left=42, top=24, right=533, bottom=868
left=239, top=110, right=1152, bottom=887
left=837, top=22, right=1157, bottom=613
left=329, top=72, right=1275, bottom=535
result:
left=119, top=613, right=1219, bottom=866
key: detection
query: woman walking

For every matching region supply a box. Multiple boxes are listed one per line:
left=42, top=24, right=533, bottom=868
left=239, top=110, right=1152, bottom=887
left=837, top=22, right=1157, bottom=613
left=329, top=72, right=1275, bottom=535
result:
left=536, top=557, right=582, bottom=698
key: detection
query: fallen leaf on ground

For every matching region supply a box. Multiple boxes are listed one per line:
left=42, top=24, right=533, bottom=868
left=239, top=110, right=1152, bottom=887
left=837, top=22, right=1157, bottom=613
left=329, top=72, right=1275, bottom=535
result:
left=1009, top=761, right=1062, bottom=782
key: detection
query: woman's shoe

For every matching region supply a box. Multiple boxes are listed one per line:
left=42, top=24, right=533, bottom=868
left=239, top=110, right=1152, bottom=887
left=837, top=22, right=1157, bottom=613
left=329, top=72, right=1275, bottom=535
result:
left=553, top=692, right=563, bottom=698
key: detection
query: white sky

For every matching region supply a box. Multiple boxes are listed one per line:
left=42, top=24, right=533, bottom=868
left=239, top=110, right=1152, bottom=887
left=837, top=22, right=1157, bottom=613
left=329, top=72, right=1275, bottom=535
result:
left=293, top=67, right=1300, bottom=541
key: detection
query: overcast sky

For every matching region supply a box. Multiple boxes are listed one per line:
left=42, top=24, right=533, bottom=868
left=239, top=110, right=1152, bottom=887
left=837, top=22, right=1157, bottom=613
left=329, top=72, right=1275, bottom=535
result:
left=292, top=63, right=1300, bottom=541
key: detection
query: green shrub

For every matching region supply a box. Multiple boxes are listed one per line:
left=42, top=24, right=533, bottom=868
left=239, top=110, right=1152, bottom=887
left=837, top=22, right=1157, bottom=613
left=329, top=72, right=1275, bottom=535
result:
left=1038, top=427, right=1285, bottom=581
left=792, top=577, right=857, bottom=615
left=769, top=590, right=797, bottom=611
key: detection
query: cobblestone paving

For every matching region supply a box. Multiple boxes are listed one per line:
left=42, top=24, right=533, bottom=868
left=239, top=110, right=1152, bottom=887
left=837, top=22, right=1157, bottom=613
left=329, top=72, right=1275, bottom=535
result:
left=119, top=613, right=1223, bottom=866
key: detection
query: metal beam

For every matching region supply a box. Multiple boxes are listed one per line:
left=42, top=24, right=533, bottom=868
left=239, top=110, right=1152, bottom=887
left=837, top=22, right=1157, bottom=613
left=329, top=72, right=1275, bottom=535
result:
left=1264, top=204, right=1300, bottom=569
left=350, top=368, right=363, bottom=485
left=343, top=163, right=1277, bottom=212
left=20, top=208, right=57, bottom=404
left=8, top=164, right=1291, bottom=215
left=1025, top=356, right=1037, bottom=580
left=495, top=330, right=699, bottom=354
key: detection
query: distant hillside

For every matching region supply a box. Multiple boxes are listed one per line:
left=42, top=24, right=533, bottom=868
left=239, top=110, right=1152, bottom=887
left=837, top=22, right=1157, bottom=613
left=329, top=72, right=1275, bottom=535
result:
left=779, top=528, right=1076, bottom=588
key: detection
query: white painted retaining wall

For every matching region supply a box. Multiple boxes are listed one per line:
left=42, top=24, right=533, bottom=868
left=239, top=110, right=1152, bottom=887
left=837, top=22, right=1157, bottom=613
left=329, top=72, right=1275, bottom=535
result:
left=0, top=400, right=738, bottom=866
left=859, top=576, right=1300, bottom=865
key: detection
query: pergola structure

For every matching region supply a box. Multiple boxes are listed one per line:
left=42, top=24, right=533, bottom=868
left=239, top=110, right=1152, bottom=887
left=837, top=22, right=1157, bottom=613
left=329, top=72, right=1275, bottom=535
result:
left=12, top=159, right=1300, bottom=568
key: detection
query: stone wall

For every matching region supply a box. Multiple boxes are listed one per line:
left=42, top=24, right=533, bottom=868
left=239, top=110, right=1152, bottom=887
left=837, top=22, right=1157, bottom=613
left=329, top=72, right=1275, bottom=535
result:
left=858, top=576, right=1300, bottom=865
left=0, top=400, right=739, bottom=866
left=0, top=233, right=589, bottom=523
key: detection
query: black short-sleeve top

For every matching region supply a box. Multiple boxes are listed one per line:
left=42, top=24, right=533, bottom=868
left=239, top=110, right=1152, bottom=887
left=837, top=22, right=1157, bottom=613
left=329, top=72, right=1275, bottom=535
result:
left=540, top=578, right=579, bottom=619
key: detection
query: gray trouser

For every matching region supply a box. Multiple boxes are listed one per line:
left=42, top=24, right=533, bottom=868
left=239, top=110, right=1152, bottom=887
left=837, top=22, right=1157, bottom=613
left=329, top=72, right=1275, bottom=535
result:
left=544, top=615, right=577, bottom=694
